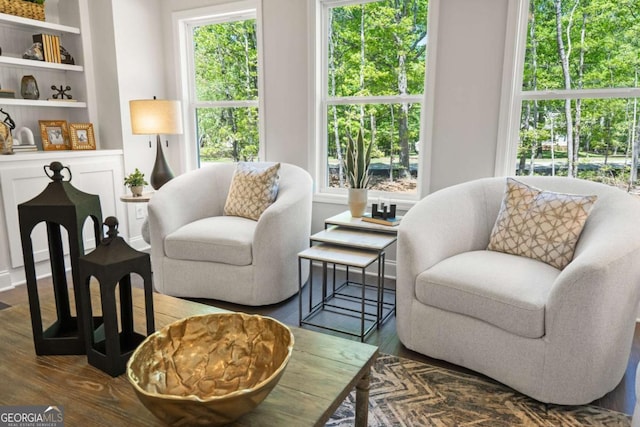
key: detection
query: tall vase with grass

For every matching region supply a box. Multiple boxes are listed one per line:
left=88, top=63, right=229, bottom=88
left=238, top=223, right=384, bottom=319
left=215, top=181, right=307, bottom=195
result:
left=344, top=128, right=372, bottom=218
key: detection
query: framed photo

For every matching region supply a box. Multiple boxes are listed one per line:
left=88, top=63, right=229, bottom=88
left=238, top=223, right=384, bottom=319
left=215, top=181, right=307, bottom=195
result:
left=39, top=120, right=70, bottom=151
left=69, top=123, right=96, bottom=150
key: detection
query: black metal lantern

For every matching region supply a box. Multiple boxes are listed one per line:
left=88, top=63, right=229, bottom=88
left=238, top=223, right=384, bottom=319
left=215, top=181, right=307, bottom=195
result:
left=18, top=162, right=103, bottom=355
left=78, top=216, right=155, bottom=377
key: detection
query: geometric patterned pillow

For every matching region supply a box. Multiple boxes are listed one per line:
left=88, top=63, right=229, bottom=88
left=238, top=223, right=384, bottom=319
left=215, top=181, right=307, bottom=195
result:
left=223, top=162, right=281, bottom=221
left=487, top=178, right=597, bottom=269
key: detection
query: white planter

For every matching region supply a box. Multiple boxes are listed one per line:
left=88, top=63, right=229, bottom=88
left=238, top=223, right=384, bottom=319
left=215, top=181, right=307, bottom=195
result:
left=348, top=188, right=368, bottom=218
left=130, top=185, right=144, bottom=197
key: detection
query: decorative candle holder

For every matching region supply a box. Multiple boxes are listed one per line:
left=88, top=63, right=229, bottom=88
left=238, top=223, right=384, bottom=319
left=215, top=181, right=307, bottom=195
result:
left=78, top=217, right=155, bottom=377
left=18, top=162, right=103, bottom=355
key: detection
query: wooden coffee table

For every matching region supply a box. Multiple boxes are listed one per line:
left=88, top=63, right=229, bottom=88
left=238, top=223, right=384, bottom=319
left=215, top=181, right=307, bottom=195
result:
left=0, top=287, right=378, bottom=426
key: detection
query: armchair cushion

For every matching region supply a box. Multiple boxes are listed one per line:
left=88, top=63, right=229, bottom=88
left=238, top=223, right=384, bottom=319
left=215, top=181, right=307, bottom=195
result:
left=224, top=162, right=280, bottom=220
left=487, top=178, right=597, bottom=269
left=416, top=250, right=560, bottom=338
left=165, top=216, right=257, bottom=266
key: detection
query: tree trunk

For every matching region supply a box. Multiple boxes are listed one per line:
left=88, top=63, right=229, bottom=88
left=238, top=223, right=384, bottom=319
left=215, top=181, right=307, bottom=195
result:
left=554, top=0, right=578, bottom=177
left=631, top=69, right=638, bottom=185
left=573, top=12, right=587, bottom=177
left=359, top=4, right=366, bottom=128
left=529, top=1, right=540, bottom=176
left=328, top=13, right=344, bottom=187
left=394, top=2, right=410, bottom=178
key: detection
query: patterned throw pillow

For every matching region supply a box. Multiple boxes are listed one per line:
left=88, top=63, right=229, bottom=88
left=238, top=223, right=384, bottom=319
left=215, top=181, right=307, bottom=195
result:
left=487, top=178, right=597, bottom=269
left=224, top=162, right=281, bottom=221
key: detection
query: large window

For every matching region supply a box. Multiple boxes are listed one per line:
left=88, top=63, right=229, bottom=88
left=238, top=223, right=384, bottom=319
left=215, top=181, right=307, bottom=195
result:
left=178, top=2, right=263, bottom=167
left=318, top=0, right=429, bottom=196
left=502, top=0, right=640, bottom=192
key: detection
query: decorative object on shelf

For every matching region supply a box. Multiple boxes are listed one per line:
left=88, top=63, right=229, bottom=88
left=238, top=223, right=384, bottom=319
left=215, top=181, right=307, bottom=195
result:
left=124, top=168, right=148, bottom=197
left=0, top=88, right=16, bottom=98
left=33, top=33, right=61, bottom=63
left=78, top=216, right=155, bottom=377
left=0, top=107, right=15, bottom=131
left=0, top=123, right=13, bottom=154
left=0, top=0, right=45, bottom=21
left=344, top=128, right=372, bottom=218
left=20, top=75, right=39, bottom=100
left=18, top=161, right=103, bottom=355
left=371, top=202, right=396, bottom=220
left=50, top=84, right=72, bottom=100
left=0, top=108, right=15, bottom=154
left=39, top=120, right=70, bottom=150
left=12, top=126, right=37, bottom=152
left=127, top=312, right=294, bottom=426
left=362, top=203, right=402, bottom=226
left=129, top=97, right=184, bottom=190
left=69, top=123, right=95, bottom=150
left=60, top=45, right=75, bottom=65
left=22, top=42, right=44, bottom=61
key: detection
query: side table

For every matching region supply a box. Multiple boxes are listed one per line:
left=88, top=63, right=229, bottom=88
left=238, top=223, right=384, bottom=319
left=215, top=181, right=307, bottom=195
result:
left=119, top=193, right=153, bottom=244
left=298, top=211, right=399, bottom=341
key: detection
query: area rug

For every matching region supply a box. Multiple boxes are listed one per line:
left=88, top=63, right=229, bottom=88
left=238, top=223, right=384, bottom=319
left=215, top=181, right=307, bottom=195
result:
left=327, top=354, right=631, bottom=426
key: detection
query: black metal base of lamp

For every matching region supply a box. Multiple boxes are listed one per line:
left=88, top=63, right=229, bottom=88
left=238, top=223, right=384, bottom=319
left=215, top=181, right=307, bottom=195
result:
left=151, top=134, right=174, bottom=190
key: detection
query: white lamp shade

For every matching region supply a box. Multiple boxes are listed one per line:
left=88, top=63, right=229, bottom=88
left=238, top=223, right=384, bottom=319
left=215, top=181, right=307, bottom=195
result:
left=129, top=99, right=184, bottom=135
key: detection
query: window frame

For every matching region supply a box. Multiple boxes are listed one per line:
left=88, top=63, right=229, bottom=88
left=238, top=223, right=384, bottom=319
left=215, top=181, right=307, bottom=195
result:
left=495, top=0, right=640, bottom=177
left=173, top=0, right=265, bottom=171
left=313, top=0, right=436, bottom=204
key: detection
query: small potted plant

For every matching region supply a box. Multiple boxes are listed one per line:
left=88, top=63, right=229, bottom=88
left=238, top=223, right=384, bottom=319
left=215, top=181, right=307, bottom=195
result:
left=344, top=128, right=372, bottom=217
left=124, top=168, right=148, bottom=197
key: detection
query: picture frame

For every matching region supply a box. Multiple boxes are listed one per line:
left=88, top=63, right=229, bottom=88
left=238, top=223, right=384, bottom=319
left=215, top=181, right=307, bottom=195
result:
left=69, top=123, right=96, bottom=150
left=39, top=120, right=70, bottom=151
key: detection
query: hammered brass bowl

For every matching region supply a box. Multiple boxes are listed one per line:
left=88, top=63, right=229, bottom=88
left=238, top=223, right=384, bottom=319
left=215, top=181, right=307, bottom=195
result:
left=126, top=312, right=294, bottom=426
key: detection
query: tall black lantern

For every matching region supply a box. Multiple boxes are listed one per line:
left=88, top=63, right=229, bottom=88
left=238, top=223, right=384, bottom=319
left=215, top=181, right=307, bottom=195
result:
left=78, top=217, right=155, bottom=377
left=18, top=162, right=103, bottom=355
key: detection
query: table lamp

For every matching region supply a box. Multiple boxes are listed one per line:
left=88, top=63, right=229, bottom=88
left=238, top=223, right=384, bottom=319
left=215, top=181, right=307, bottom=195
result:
left=129, top=98, right=183, bottom=190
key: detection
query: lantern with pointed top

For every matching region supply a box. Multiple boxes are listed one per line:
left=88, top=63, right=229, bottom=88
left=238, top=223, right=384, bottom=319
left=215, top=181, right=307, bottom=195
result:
left=78, top=216, right=155, bottom=376
left=18, top=161, right=103, bottom=355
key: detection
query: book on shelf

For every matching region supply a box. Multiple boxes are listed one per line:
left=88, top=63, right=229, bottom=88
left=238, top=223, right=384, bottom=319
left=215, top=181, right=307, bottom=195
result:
left=361, top=213, right=402, bottom=226
left=32, top=33, right=61, bottom=63
left=0, top=89, right=15, bottom=99
left=12, top=145, right=38, bottom=152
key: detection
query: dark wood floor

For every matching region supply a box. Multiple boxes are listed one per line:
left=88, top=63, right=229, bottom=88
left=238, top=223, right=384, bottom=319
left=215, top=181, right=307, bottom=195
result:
left=1, top=268, right=637, bottom=416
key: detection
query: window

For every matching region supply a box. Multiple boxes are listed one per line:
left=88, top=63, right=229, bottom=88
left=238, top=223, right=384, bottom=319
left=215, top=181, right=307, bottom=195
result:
left=176, top=1, right=263, bottom=168
left=500, top=0, right=640, bottom=192
left=318, top=0, right=429, bottom=197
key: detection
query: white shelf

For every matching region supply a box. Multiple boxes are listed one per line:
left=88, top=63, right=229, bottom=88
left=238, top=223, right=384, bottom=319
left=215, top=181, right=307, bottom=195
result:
left=0, top=55, right=82, bottom=72
left=0, top=12, right=80, bottom=34
left=0, top=98, right=86, bottom=108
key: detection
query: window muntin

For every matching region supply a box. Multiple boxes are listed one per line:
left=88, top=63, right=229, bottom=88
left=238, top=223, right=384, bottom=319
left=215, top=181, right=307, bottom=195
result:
left=321, top=0, right=428, bottom=196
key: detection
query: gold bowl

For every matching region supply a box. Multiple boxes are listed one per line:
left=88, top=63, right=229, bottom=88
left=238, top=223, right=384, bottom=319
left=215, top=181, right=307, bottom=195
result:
left=126, top=312, right=294, bottom=426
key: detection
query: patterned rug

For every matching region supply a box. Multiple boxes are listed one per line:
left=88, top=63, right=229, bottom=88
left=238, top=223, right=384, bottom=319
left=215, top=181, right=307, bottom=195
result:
left=328, top=354, right=631, bottom=426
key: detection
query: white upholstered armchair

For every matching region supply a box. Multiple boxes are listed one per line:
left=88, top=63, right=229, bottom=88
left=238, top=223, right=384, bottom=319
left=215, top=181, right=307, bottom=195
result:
left=397, top=176, right=640, bottom=405
left=147, top=162, right=312, bottom=306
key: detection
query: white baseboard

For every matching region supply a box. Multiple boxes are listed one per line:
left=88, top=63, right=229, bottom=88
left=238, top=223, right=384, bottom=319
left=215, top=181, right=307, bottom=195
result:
left=0, top=270, right=14, bottom=292
left=127, top=236, right=151, bottom=252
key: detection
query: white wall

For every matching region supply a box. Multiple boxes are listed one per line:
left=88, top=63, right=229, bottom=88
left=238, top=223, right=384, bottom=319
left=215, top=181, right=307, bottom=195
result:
left=427, top=0, right=509, bottom=192
left=91, top=0, right=171, bottom=245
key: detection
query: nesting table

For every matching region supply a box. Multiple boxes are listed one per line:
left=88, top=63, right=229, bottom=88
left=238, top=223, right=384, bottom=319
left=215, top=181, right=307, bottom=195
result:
left=298, top=211, right=399, bottom=341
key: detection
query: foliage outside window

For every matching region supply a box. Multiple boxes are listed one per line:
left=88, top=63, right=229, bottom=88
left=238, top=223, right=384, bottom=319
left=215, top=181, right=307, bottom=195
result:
left=512, top=0, right=640, bottom=193
left=188, top=11, right=261, bottom=165
left=321, top=0, right=428, bottom=195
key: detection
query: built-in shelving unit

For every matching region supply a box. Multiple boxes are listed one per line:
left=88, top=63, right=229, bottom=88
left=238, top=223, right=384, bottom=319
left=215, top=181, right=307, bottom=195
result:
left=0, top=12, right=80, bottom=34
left=0, top=55, right=83, bottom=72
left=0, top=98, right=86, bottom=108
left=0, top=3, right=92, bottom=147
